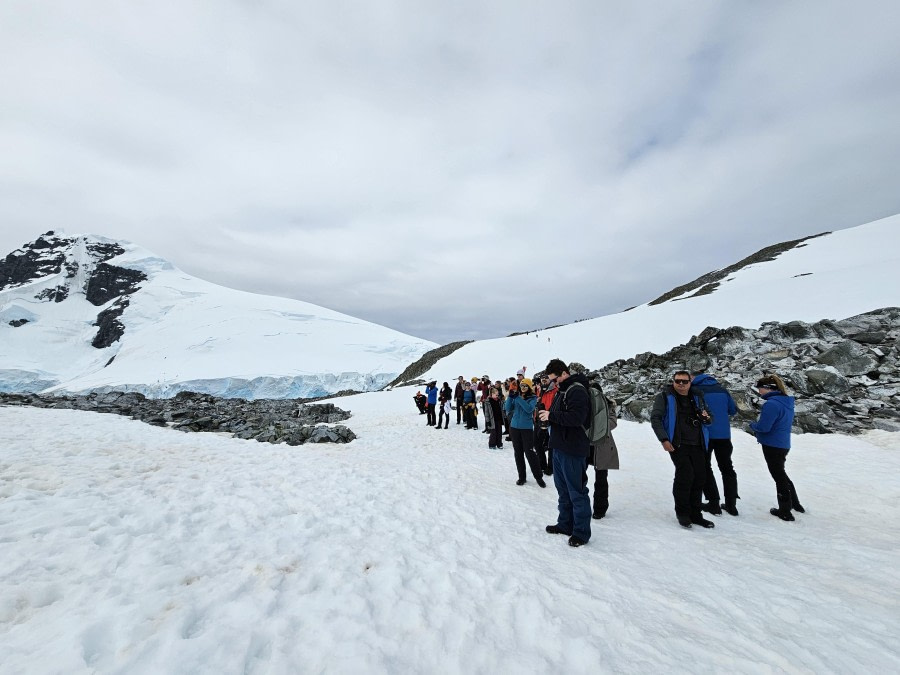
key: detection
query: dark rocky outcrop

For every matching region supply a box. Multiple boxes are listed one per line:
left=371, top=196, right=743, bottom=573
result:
left=84, top=262, right=147, bottom=306
left=0, top=390, right=357, bottom=446
left=0, top=232, right=71, bottom=291
left=648, top=232, right=831, bottom=306
left=585, top=308, right=900, bottom=435
left=389, top=340, right=473, bottom=387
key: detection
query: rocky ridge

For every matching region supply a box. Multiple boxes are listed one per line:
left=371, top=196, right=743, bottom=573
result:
left=585, top=307, right=899, bottom=435
left=0, top=391, right=357, bottom=446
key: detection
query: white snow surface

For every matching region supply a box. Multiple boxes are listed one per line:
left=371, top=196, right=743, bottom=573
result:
left=0, top=235, right=436, bottom=398
left=1, top=388, right=899, bottom=673
left=420, top=213, right=900, bottom=381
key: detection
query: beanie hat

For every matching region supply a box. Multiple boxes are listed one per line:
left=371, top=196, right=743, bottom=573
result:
left=520, top=378, right=533, bottom=389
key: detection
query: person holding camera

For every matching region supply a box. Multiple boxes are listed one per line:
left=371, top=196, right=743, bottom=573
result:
left=650, top=370, right=715, bottom=529
left=537, top=359, right=592, bottom=548
left=504, top=378, right=545, bottom=487
left=535, top=374, right=557, bottom=475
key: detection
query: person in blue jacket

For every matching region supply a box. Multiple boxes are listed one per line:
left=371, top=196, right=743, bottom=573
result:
left=650, top=371, right=715, bottom=529
left=424, top=381, right=438, bottom=427
left=504, top=378, right=545, bottom=488
left=749, top=374, right=804, bottom=521
left=691, top=371, right=739, bottom=516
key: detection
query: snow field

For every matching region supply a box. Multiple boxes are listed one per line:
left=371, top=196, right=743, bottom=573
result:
left=1, top=386, right=899, bottom=673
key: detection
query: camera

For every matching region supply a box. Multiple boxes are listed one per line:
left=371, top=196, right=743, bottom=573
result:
left=536, top=402, right=549, bottom=429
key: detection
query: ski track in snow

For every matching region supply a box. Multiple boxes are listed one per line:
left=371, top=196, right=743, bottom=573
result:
left=1, top=389, right=899, bottom=674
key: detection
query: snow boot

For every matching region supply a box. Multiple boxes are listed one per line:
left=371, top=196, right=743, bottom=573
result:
left=691, top=516, right=715, bottom=529
left=677, top=514, right=693, bottom=529
left=771, top=492, right=795, bottom=520
left=770, top=508, right=795, bottom=521
left=701, top=501, right=723, bottom=516
left=546, top=524, right=572, bottom=535
left=722, top=503, right=739, bottom=516
left=568, top=535, right=587, bottom=548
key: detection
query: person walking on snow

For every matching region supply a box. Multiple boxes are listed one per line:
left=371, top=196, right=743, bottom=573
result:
left=749, top=374, right=804, bottom=521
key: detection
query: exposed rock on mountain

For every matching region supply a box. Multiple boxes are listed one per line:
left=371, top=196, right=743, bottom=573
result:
left=586, top=308, right=899, bottom=435
left=0, top=232, right=436, bottom=398
left=0, top=391, right=357, bottom=445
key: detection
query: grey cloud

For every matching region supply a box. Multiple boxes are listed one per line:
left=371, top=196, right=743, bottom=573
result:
left=1, top=1, right=899, bottom=344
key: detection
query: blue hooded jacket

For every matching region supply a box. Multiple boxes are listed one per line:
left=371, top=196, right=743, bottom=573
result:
left=750, top=392, right=795, bottom=450
left=691, top=374, right=737, bottom=439
left=425, top=384, right=438, bottom=405
left=505, top=392, right=537, bottom=430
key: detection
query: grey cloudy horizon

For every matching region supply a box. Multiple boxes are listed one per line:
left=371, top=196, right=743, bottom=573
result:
left=2, top=1, right=899, bottom=344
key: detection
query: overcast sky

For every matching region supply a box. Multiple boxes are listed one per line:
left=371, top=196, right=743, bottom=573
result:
left=2, top=1, right=899, bottom=344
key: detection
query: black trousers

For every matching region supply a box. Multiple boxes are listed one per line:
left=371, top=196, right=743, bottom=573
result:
left=703, top=438, right=738, bottom=506
left=455, top=399, right=463, bottom=423
left=426, top=403, right=436, bottom=426
left=762, top=445, right=801, bottom=510
left=535, top=427, right=551, bottom=473
left=437, top=405, right=449, bottom=428
left=488, top=425, right=503, bottom=448
left=593, top=469, right=608, bottom=517
left=464, top=405, right=478, bottom=429
left=669, top=443, right=706, bottom=518
left=510, top=427, right=542, bottom=482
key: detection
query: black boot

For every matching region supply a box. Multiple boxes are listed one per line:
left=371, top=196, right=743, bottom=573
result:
left=771, top=493, right=795, bottom=521
left=691, top=515, right=715, bottom=528
left=701, top=501, right=722, bottom=516
left=676, top=514, right=693, bottom=528
left=788, top=481, right=804, bottom=512
left=722, top=502, right=739, bottom=516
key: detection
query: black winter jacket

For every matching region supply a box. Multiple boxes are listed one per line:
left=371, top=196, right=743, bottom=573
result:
left=547, top=373, right=591, bottom=458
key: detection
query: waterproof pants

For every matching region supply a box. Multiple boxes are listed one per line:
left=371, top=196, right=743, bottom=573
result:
left=762, top=445, right=801, bottom=511
left=669, top=443, right=706, bottom=519
left=510, top=427, right=542, bottom=482
left=593, top=469, right=609, bottom=518
left=535, top=427, right=551, bottom=474
left=426, top=404, right=436, bottom=426
left=703, top=438, right=738, bottom=506
left=437, top=406, right=449, bottom=429
left=552, top=450, right=591, bottom=543
left=456, top=398, right=463, bottom=424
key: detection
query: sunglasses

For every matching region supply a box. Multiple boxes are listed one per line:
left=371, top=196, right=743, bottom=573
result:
left=673, top=379, right=691, bottom=385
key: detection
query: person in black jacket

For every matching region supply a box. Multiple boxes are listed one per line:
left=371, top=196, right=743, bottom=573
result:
left=453, top=376, right=465, bottom=425
left=537, top=359, right=592, bottom=548
left=650, top=371, right=715, bottom=529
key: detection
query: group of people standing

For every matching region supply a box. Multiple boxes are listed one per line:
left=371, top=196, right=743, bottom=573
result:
left=415, top=358, right=803, bottom=547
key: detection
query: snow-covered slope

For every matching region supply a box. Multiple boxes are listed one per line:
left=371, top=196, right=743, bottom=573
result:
left=419, top=213, right=900, bottom=381
left=0, top=232, right=436, bottom=398
left=2, top=391, right=898, bottom=672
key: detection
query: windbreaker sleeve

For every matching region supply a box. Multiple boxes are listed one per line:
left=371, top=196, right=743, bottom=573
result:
left=750, top=400, right=779, bottom=434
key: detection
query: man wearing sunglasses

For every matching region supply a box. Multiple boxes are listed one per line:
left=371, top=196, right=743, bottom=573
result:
left=650, top=371, right=715, bottom=529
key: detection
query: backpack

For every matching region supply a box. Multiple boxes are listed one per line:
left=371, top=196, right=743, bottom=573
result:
left=563, top=380, right=616, bottom=444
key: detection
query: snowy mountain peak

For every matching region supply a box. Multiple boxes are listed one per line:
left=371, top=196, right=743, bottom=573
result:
left=0, top=233, right=437, bottom=398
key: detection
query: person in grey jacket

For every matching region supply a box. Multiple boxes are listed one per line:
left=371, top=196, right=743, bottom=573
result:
left=591, top=399, right=620, bottom=520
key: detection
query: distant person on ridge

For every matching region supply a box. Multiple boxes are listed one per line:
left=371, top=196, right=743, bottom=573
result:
left=537, top=359, right=592, bottom=548
left=650, top=371, right=716, bottom=529
left=749, top=374, right=804, bottom=521
left=691, top=370, right=740, bottom=516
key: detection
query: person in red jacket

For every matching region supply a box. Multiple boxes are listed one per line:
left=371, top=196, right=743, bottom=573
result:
left=534, top=374, right=558, bottom=475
